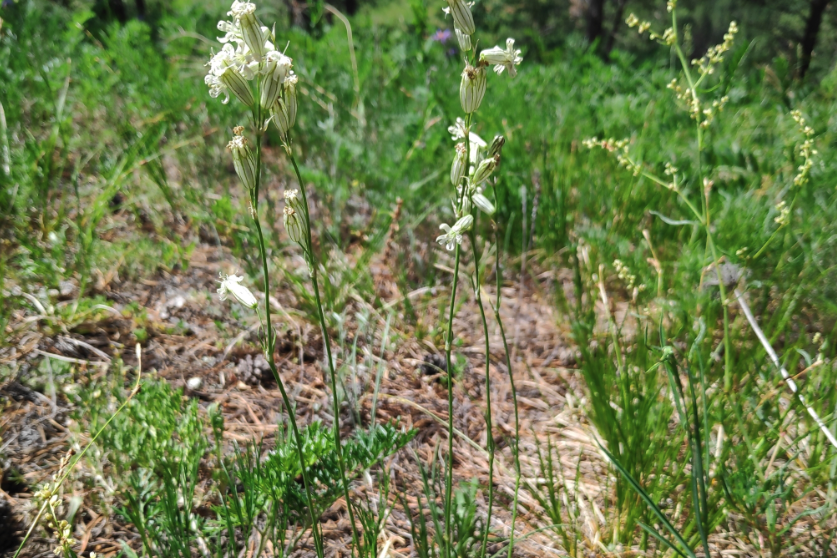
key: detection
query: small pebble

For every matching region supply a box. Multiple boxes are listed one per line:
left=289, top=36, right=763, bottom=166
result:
left=186, top=377, right=203, bottom=391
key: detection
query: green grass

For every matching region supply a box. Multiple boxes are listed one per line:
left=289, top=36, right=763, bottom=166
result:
left=3, top=0, right=837, bottom=556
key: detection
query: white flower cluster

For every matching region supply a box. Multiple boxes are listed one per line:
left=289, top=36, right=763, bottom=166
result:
left=437, top=124, right=506, bottom=251
left=205, top=0, right=297, bottom=136
left=437, top=0, right=521, bottom=252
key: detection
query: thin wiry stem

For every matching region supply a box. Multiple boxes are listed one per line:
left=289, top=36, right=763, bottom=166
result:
left=251, top=132, right=325, bottom=558
left=444, top=244, right=462, bottom=558
left=287, top=145, right=361, bottom=555
left=471, top=228, right=496, bottom=558
left=671, top=8, right=733, bottom=394
left=491, top=181, right=522, bottom=558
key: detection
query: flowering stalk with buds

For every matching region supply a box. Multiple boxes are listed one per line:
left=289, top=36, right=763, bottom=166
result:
left=205, top=3, right=363, bottom=557
left=437, top=2, right=522, bottom=556
left=588, top=1, right=748, bottom=394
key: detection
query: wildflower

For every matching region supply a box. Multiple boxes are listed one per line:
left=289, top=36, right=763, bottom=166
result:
left=217, top=273, right=258, bottom=308
left=283, top=189, right=308, bottom=245
left=442, top=0, right=475, bottom=36
left=472, top=156, right=497, bottom=185
left=228, top=129, right=258, bottom=192
left=460, top=64, right=486, bottom=114
left=283, top=206, right=305, bottom=244
left=271, top=97, right=294, bottom=135
left=228, top=1, right=267, bottom=59
left=449, top=117, right=486, bottom=155
left=472, top=190, right=495, bottom=214
left=436, top=214, right=474, bottom=251
left=451, top=143, right=468, bottom=186
left=480, top=38, right=522, bottom=77
left=206, top=44, right=255, bottom=106
left=455, top=28, right=471, bottom=51
left=488, top=135, right=505, bottom=159
left=431, top=28, right=452, bottom=44
left=283, top=73, right=299, bottom=130
left=260, top=50, right=293, bottom=109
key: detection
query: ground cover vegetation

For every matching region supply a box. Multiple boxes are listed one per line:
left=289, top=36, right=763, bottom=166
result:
left=2, top=0, right=837, bottom=556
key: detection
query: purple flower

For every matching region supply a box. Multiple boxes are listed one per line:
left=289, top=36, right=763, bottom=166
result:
left=431, top=28, right=452, bottom=44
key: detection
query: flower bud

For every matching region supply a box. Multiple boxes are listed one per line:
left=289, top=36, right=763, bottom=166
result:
left=229, top=1, right=267, bottom=59
left=444, top=0, right=475, bottom=36
left=489, top=135, right=505, bottom=159
left=455, top=28, right=471, bottom=51
left=283, top=206, right=305, bottom=244
left=260, top=51, right=292, bottom=109
left=460, top=65, right=486, bottom=114
left=228, top=130, right=258, bottom=192
left=451, top=143, right=468, bottom=186
left=283, top=74, right=299, bottom=129
left=457, top=190, right=472, bottom=217
left=217, top=273, right=258, bottom=309
left=220, top=68, right=255, bottom=107
left=271, top=97, right=293, bottom=135
left=472, top=192, right=495, bottom=215
left=283, top=189, right=307, bottom=245
left=472, top=156, right=497, bottom=185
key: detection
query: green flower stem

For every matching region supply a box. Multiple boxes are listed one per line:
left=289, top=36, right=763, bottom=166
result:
left=672, top=8, right=733, bottom=394
left=286, top=145, right=361, bottom=555
left=444, top=243, right=462, bottom=558
left=251, top=133, right=325, bottom=558
left=470, top=227, right=496, bottom=558
left=491, top=181, right=522, bottom=558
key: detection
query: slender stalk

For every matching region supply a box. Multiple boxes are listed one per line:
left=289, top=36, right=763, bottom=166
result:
left=286, top=146, right=361, bottom=555
left=491, top=181, right=522, bottom=558
left=251, top=133, right=325, bottom=558
left=444, top=244, right=462, bottom=558
left=672, top=8, right=733, bottom=393
left=470, top=229, right=496, bottom=558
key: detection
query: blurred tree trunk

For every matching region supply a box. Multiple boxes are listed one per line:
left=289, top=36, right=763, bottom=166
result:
left=586, top=0, right=606, bottom=47
left=603, top=0, right=627, bottom=56
left=800, top=0, right=831, bottom=78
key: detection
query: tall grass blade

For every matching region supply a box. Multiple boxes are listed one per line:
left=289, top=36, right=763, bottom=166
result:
left=597, top=441, right=697, bottom=558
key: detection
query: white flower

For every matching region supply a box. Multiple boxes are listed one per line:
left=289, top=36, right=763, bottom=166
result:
left=472, top=156, right=497, bottom=185
left=442, top=0, right=475, bottom=35
left=448, top=118, right=487, bottom=164
left=460, top=64, right=486, bottom=114
left=451, top=143, right=468, bottom=186
left=271, top=97, right=294, bottom=135
left=283, top=73, right=299, bottom=129
left=228, top=130, right=258, bottom=191
left=217, top=273, right=258, bottom=308
left=206, top=44, right=255, bottom=106
left=480, top=38, right=522, bottom=77
left=217, top=19, right=243, bottom=45
left=260, top=50, right=293, bottom=108
left=283, top=189, right=307, bottom=245
left=472, top=192, right=495, bottom=214
left=455, top=28, right=471, bottom=51
left=436, top=214, right=474, bottom=251
left=228, top=1, right=267, bottom=58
